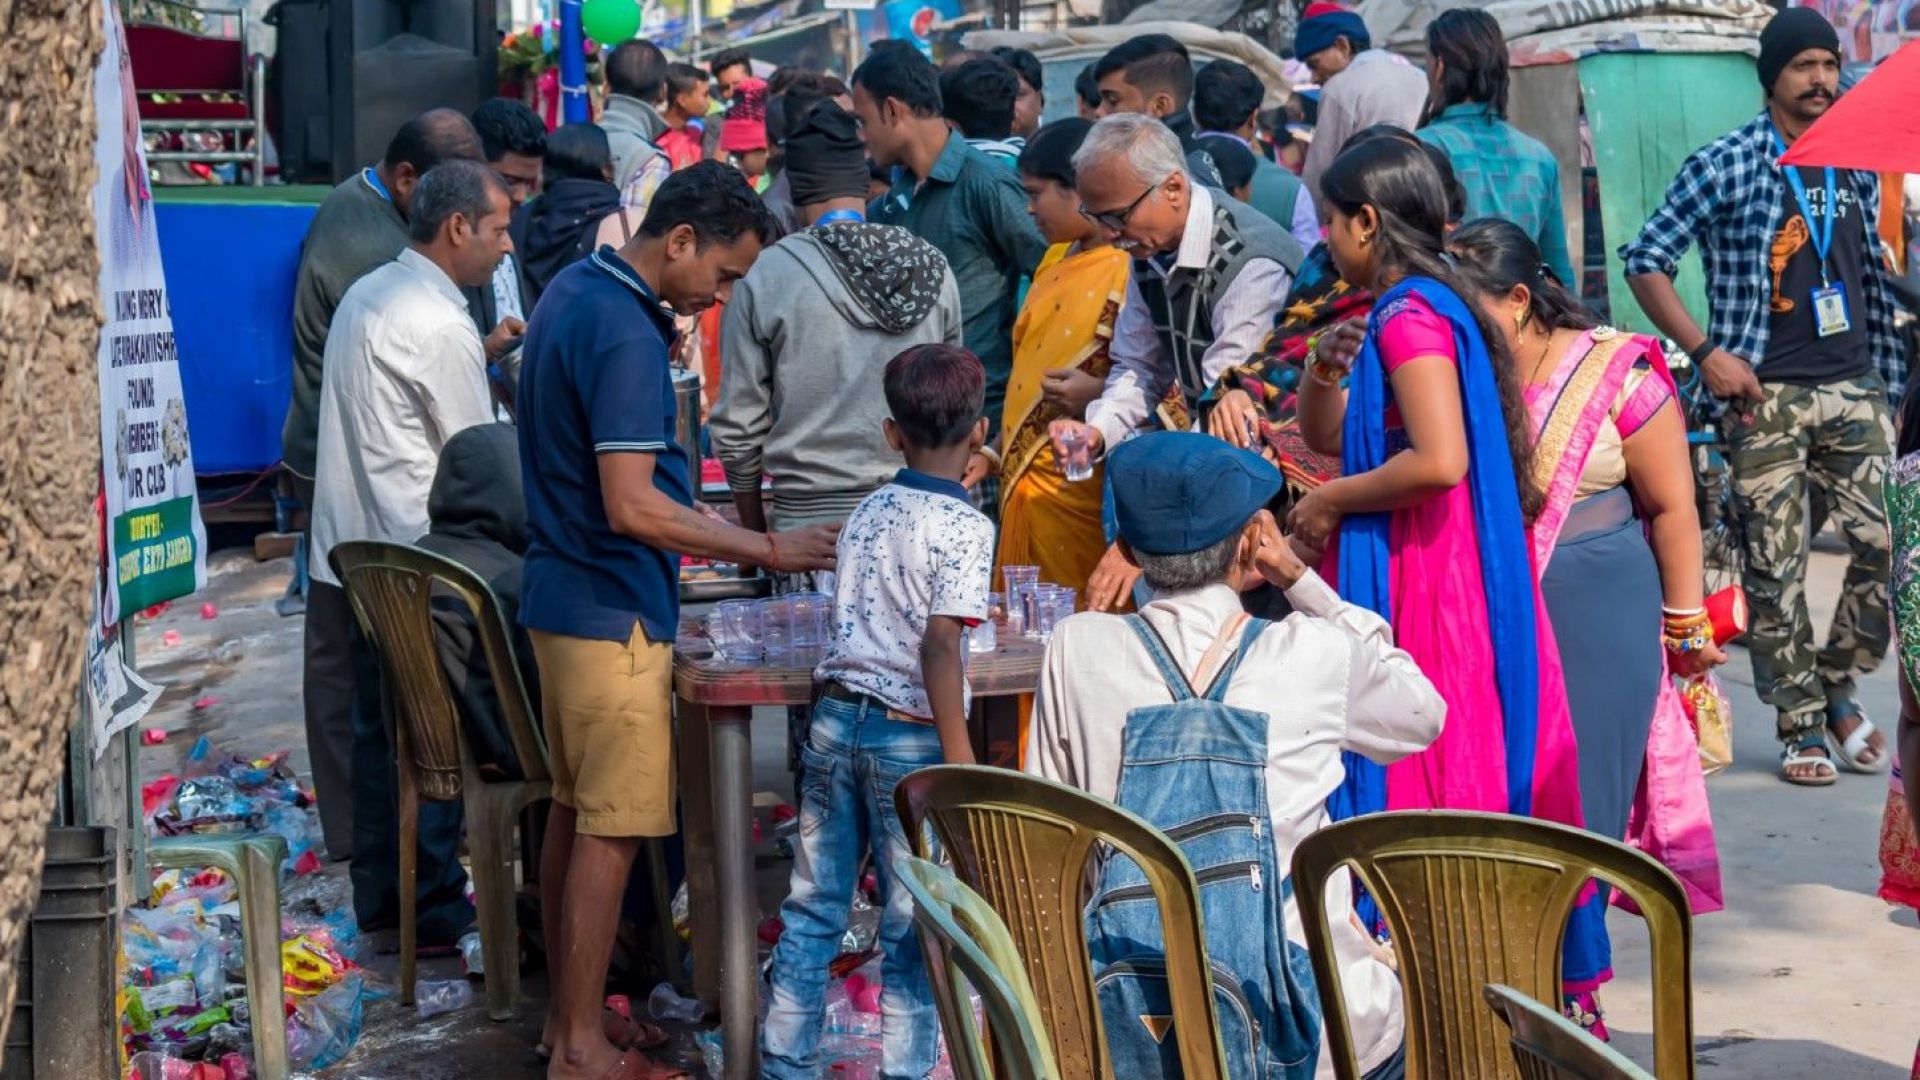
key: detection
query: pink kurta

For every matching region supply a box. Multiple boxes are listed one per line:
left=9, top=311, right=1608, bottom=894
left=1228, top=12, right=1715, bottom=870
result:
left=1327, top=296, right=1584, bottom=827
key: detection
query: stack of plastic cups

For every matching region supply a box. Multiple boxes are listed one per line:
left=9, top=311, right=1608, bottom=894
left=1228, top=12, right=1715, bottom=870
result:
left=1002, top=566, right=1038, bottom=640
left=709, top=599, right=765, bottom=663
left=756, top=596, right=795, bottom=663
left=788, top=591, right=832, bottom=658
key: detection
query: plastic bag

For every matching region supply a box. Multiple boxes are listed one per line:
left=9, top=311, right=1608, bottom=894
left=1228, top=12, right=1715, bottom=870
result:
left=286, top=972, right=367, bottom=1070
left=413, top=979, right=474, bottom=1019
left=1680, top=675, right=1734, bottom=775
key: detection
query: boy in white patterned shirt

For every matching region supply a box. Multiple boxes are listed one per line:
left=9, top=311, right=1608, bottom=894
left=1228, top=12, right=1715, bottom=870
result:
left=762, top=343, right=993, bottom=1079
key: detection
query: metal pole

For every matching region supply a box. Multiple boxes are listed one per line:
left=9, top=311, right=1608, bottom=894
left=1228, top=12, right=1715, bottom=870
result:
left=691, top=0, right=704, bottom=64
left=560, top=0, right=590, bottom=123
left=843, top=9, right=859, bottom=77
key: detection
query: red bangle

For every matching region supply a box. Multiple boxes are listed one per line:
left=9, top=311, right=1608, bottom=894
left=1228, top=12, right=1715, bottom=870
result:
left=764, top=531, right=780, bottom=570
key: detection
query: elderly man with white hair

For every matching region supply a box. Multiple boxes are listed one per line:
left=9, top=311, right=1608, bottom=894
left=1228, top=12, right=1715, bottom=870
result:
left=1050, top=113, right=1303, bottom=465
left=1049, top=114, right=1304, bottom=611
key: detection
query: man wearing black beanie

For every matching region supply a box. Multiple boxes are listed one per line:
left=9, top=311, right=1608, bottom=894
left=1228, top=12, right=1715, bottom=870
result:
left=1624, top=6, right=1902, bottom=787
left=712, top=101, right=964, bottom=541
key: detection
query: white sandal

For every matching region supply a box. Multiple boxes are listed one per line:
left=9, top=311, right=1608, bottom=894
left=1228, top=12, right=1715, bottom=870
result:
left=1826, top=714, right=1890, bottom=774
left=1781, top=743, right=1839, bottom=786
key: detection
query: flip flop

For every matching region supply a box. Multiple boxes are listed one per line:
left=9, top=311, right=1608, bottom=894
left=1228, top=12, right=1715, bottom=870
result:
left=533, top=1012, right=670, bottom=1061
left=1826, top=707, right=1890, bottom=774
left=1781, top=743, right=1839, bottom=787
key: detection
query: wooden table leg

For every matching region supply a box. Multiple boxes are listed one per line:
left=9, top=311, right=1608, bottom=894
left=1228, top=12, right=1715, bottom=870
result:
left=707, top=703, right=760, bottom=1080
left=676, top=698, right=721, bottom=1006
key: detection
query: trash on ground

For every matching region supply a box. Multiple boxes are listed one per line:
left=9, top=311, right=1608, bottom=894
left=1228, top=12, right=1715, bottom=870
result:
left=412, top=979, right=474, bottom=1020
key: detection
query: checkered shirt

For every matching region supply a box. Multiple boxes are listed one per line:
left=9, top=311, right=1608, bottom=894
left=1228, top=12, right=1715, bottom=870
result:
left=1619, top=110, right=1904, bottom=393
left=1417, top=104, right=1575, bottom=286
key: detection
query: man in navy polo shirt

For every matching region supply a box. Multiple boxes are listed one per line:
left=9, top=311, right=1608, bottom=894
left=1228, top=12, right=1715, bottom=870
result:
left=517, top=161, right=840, bottom=1080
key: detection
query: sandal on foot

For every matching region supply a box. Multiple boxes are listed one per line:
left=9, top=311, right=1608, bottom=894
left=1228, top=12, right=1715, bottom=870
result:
left=533, top=1012, right=669, bottom=1061
left=1781, top=741, right=1839, bottom=787
left=1826, top=705, right=1890, bottom=774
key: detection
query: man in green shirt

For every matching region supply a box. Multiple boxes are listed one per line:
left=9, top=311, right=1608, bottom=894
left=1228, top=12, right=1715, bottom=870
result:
left=858, top=46, right=1047, bottom=437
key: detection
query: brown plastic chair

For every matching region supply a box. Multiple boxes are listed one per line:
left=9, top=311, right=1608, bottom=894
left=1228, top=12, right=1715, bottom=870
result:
left=329, top=540, right=555, bottom=1020
left=1291, top=811, right=1694, bottom=1080
left=897, top=855, right=1062, bottom=1080
left=893, top=764, right=1229, bottom=1080
left=1483, top=984, right=1656, bottom=1080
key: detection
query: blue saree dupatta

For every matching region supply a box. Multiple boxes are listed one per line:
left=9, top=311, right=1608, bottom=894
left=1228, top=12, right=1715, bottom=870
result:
left=1328, top=277, right=1542, bottom=823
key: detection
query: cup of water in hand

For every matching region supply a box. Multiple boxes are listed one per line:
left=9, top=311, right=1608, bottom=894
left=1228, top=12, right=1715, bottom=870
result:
left=1057, top=427, right=1095, bottom=482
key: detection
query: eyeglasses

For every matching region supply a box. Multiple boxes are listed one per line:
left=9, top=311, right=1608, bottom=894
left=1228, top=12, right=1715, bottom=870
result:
left=1079, top=181, right=1160, bottom=231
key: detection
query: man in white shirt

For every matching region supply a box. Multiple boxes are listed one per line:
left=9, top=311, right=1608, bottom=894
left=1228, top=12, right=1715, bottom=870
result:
left=309, top=158, right=514, bottom=936
left=1025, top=432, right=1444, bottom=1080
left=1295, top=2, right=1429, bottom=200
left=1046, top=114, right=1302, bottom=461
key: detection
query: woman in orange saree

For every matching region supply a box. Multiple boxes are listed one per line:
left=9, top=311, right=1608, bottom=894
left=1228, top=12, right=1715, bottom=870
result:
left=990, top=119, right=1131, bottom=594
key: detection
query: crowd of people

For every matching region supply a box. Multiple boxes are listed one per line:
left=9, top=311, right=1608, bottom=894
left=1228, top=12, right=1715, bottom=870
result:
left=279, top=6, right=1918, bottom=1079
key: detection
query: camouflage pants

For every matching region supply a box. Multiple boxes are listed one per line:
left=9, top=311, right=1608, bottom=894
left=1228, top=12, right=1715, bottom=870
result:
left=1724, top=375, right=1894, bottom=744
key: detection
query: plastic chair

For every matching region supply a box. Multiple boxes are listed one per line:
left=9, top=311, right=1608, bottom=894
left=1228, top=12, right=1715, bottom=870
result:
left=1483, top=984, right=1656, bottom=1080
left=1291, top=811, right=1694, bottom=1080
left=896, top=856, right=1062, bottom=1080
left=893, top=764, right=1229, bottom=1080
left=329, top=540, right=554, bottom=1020
left=149, top=834, right=289, bottom=1080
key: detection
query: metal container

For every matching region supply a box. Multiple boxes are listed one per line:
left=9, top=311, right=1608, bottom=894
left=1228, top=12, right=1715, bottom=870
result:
left=672, top=366, right=702, bottom=469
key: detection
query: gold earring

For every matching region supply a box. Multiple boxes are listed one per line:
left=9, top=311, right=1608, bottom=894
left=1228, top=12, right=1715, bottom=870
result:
left=1359, top=233, right=1372, bottom=247
left=1515, top=308, right=1531, bottom=334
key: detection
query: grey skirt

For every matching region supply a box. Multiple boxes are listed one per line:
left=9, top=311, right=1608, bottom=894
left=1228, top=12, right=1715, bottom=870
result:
left=1540, top=485, right=1663, bottom=843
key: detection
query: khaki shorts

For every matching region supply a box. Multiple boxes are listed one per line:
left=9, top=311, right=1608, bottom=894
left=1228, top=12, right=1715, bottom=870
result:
left=530, top=625, right=676, bottom=837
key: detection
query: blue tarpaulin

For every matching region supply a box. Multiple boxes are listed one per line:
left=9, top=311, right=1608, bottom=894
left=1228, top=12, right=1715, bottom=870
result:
left=153, top=199, right=315, bottom=474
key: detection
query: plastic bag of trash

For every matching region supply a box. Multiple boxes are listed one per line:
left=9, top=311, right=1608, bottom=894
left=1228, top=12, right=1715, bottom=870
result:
left=286, top=971, right=367, bottom=1070
left=414, top=979, right=475, bottom=1019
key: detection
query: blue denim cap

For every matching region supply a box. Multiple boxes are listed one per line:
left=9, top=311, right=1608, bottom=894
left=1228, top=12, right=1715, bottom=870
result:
left=1108, top=431, right=1282, bottom=556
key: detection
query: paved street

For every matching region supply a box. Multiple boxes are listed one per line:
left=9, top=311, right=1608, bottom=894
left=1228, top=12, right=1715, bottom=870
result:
left=134, top=546, right=1920, bottom=1077
left=1605, top=548, right=1919, bottom=1078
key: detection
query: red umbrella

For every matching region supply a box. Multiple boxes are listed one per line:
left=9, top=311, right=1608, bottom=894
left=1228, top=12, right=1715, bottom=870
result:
left=1780, top=41, right=1920, bottom=173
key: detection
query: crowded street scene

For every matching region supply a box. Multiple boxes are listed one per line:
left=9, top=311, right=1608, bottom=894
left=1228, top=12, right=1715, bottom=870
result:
left=7, top=0, right=1920, bottom=1075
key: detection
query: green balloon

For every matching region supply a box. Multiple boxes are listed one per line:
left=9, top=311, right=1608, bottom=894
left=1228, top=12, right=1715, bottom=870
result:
left=581, top=0, right=641, bottom=43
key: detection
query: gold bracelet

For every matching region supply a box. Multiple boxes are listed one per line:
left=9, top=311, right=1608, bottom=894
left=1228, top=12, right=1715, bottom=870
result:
left=978, top=445, right=1002, bottom=467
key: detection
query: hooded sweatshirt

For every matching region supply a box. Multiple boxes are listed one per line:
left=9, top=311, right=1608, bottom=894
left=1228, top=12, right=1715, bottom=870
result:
left=712, top=221, right=965, bottom=528
left=510, top=177, right=622, bottom=308
left=414, top=423, right=538, bottom=781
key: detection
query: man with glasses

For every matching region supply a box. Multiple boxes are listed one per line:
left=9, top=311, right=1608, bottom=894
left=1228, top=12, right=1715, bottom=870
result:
left=468, top=98, right=543, bottom=397
left=1049, top=113, right=1301, bottom=466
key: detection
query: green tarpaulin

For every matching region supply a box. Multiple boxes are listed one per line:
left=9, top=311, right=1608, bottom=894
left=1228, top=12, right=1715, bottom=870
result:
left=1579, top=51, right=1761, bottom=336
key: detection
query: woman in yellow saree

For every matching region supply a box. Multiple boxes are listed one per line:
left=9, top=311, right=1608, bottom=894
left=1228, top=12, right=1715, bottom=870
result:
left=990, top=118, right=1131, bottom=592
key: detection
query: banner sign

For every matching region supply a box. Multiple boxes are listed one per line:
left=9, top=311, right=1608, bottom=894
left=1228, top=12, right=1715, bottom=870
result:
left=93, top=5, right=207, bottom=626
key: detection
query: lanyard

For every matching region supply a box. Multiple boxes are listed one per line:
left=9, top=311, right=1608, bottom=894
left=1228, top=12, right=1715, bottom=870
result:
left=1769, top=123, right=1836, bottom=285
left=815, top=209, right=864, bottom=226
left=361, top=166, right=392, bottom=204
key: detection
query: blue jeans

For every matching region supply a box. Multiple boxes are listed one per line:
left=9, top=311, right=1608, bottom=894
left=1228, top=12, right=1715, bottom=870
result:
left=762, top=691, right=944, bottom=1080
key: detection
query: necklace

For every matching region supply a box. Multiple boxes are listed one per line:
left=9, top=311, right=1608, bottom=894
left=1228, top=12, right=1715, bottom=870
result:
left=1522, top=326, right=1557, bottom=387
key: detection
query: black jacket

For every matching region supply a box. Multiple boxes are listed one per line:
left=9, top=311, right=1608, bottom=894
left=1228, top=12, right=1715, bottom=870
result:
left=414, top=423, right=537, bottom=780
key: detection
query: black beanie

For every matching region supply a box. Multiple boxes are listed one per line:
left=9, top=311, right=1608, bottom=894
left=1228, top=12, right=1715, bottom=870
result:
left=783, top=102, right=871, bottom=207
left=1757, top=7, right=1840, bottom=92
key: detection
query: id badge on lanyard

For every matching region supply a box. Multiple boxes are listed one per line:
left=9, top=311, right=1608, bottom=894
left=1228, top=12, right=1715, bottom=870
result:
left=1772, top=123, right=1851, bottom=338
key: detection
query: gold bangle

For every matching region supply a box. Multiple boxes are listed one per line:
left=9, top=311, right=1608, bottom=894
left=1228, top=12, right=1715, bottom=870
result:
left=978, top=445, right=1002, bottom=467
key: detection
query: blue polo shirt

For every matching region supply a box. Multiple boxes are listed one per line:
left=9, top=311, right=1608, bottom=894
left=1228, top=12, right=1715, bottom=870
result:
left=518, top=247, right=691, bottom=644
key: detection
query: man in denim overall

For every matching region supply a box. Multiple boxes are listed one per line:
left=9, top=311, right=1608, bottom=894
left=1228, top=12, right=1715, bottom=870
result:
left=1025, top=432, right=1445, bottom=1079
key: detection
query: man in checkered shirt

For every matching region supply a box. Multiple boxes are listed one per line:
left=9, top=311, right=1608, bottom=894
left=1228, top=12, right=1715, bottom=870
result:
left=1622, top=7, right=1903, bottom=787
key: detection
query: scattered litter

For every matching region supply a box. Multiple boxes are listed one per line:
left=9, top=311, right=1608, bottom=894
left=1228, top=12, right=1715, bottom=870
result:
left=122, top=740, right=359, bottom=1075
left=646, top=981, right=706, bottom=1023
left=192, top=696, right=220, bottom=711
left=141, top=601, right=173, bottom=621
left=200, top=603, right=219, bottom=619
left=162, top=630, right=182, bottom=648
left=143, top=729, right=169, bottom=745
left=458, top=930, right=484, bottom=977
left=412, top=979, right=473, bottom=1019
